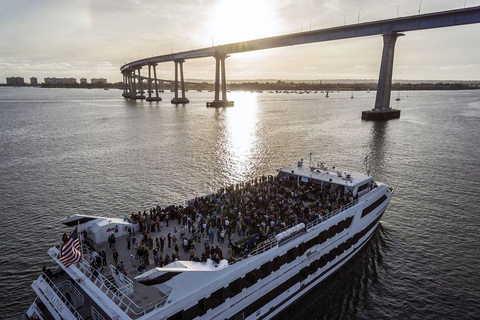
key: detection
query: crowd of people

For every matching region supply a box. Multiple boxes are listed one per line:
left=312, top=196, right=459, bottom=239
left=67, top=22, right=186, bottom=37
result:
left=85, top=175, right=356, bottom=276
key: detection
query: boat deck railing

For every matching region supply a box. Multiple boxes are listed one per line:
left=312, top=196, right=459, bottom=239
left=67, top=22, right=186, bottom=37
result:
left=39, top=272, right=85, bottom=320
left=82, top=245, right=104, bottom=266
left=48, top=245, right=168, bottom=319
left=76, top=258, right=168, bottom=318
left=90, top=306, right=106, bottom=320
left=108, top=264, right=134, bottom=294
left=57, top=280, right=85, bottom=309
left=306, top=199, right=358, bottom=229
left=231, top=198, right=359, bottom=264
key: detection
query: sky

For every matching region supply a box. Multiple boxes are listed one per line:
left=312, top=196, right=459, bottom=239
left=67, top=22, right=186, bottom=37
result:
left=1, top=0, right=480, bottom=83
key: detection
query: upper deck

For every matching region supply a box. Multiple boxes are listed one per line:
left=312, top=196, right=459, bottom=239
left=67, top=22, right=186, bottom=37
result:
left=278, top=161, right=373, bottom=190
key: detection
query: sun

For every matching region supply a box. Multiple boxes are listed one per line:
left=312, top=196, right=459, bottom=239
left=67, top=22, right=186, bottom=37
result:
left=207, top=0, right=279, bottom=45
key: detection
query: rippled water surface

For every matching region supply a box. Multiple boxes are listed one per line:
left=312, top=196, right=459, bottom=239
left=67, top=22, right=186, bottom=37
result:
left=0, top=87, right=479, bottom=319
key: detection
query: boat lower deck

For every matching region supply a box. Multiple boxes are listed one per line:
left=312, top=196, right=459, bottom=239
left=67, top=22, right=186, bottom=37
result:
left=88, top=220, right=234, bottom=313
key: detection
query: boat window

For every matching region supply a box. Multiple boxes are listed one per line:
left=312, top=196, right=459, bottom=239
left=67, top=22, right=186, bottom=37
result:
left=346, top=238, right=353, bottom=250
left=211, top=288, right=225, bottom=309
left=361, top=195, right=387, bottom=218
left=271, top=256, right=280, bottom=272
left=299, top=267, right=308, bottom=281
left=327, top=226, right=336, bottom=239
left=346, top=216, right=354, bottom=227
left=319, top=256, right=327, bottom=268
left=223, top=286, right=230, bottom=300
left=260, top=261, right=272, bottom=278
left=335, top=221, right=345, bottom=234
left=297, top=243, right=305, bottom=256
left=308, top=262, right=317, bottom=275
left=287, top=247, right=296, bottom=263
left=357, top=182, right=370, bottom=193
left=338, top=242, right=346, bottom=254
left=306, top=237, right=318, bottom=250
left=353, top=233, right=361, bottom=244
left=318, top=231, right=327, bottom=244
left=325, top=250, right=334, bottom=262
left=228, top=311, right=246, bottom=320
left=198, top=297, right=211, bottom=315
left=228, top=278, right=242, bottom=297
left=184, top=304, right=200, bottom=319
left=245, top=270, right=257, bottom=288
left=255, top=268, right=263, bottom=280
left=167, top=310, right=184, bottom=320
left=279, top=252, right=289, bottom=266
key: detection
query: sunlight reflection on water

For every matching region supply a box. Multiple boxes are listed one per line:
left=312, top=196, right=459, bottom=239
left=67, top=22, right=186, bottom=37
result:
left=224, top=92, right=260, bottom=182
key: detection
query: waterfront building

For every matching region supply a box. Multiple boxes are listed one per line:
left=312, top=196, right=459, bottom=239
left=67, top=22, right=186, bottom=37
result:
left=30, top=77, right=38, bottom=86
left=44, top=77, right=77, bottom=85
left=80, top=78, right=88, bottom=85
left=6, top=77, right=25, bottom=86
left=91, top=78, right=107, bottom=84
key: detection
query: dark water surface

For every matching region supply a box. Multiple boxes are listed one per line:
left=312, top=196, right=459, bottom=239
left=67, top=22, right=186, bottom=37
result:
left=0, top=87, right=479, bottom=319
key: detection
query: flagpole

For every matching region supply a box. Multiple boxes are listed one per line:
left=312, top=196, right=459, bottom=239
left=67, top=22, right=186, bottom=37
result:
left=78, top=220, right=83, bottom=259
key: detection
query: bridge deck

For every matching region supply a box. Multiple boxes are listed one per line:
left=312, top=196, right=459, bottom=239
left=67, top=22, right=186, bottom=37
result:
left=121, top=6, right=480, bottom=72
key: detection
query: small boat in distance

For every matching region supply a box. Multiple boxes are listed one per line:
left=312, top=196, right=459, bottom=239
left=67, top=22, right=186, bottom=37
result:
left=395, top=92, right=401, bottom=101
left=325, top=91, right=329, bottom=98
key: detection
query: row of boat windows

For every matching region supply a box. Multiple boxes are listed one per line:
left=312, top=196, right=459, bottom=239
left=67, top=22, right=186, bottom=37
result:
left=361, top=195, right=387, bottom=218
left=167, top=194, right=387, bottom=320
left=167, top=215, right=354, bottom=320
left=239, top=209, right=386, bottom=320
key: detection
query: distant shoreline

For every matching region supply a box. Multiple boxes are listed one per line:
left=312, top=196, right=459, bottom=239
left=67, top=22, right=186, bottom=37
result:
left=1, top=82, right=479, bottom=91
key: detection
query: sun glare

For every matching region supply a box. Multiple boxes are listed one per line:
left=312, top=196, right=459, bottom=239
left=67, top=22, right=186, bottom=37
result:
left=208, top=0, right=279, bottom=45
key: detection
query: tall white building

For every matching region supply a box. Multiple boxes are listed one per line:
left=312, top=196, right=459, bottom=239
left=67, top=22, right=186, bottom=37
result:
left=6, top=77, right=25, bottom=86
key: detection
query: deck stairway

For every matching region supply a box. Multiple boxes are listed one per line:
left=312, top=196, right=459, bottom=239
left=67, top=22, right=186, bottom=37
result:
left=31, top=273, right=85, bottom=320
left=76, top=257, right=167, bottom=318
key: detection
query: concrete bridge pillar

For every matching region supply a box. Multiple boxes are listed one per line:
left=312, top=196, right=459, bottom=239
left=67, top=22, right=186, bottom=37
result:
left=362, top=32, right=403, bottom=120
left=131, top=73, right=137, bottom=98
left=128, top=73, right=134, bottom=98
left=207, top=54, right=234, bottom=108
left=137, top=68, right=146, bottom=99
left=122, top=74, right=127, bottom=97
left=171, top=59, right=189, bottom=104
left=148, top=65, right=152, bottom=98
left=146, top=63, right=162, bottom=101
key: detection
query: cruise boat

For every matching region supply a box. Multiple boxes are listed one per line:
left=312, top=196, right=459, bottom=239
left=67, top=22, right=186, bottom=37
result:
left=25, top=159, right=393, bottom=320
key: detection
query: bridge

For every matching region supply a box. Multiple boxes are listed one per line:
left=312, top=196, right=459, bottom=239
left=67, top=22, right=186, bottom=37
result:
left=120, top=6, right=480, bottom=120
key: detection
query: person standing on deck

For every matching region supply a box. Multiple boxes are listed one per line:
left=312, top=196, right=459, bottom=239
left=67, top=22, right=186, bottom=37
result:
left=113, top=249, right=119, bottom=265
left=190, top=247, right=195, bottom=261
left=126, top=233, right=131, bottom=250
left=160, top=236, right=165, bottom=252
left=101, top=250, right=107, bottom=266
left=210, top=229, right=215, bottom=244
left=129, top=254, right=136, bottom=272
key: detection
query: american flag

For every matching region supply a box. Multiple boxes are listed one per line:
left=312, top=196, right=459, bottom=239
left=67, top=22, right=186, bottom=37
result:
left=59, top=227, right=82, bottom=268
